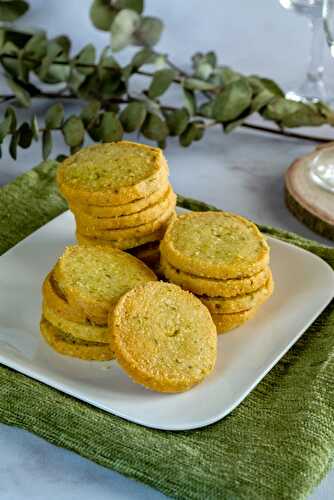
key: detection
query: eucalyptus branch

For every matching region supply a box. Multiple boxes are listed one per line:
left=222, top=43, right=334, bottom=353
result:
left=0, top=0, right=333, bottom=163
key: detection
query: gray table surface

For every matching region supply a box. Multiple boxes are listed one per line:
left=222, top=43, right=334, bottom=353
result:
left=1, top=1, right=333, bottom=498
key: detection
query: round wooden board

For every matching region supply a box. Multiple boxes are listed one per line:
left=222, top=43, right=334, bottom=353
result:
left=285, top=143, right=334, bottom=241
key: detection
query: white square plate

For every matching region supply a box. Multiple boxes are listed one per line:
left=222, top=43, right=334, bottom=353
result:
left=0, top=211, right=333, bottom=431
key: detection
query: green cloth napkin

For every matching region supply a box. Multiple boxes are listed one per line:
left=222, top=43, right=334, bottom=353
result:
left=1, top=161, right=334, bottom=500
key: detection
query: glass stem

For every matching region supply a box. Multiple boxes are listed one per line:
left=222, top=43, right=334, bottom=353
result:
left=307, top=15, right=325, bottom=84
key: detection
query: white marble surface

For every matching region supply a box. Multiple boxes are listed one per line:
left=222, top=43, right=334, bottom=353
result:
left=1, top=0, right=334, bottom=498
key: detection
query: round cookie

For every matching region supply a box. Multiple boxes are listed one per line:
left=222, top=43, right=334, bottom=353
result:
left=69, top=182, right=170, bottom=218
left=40, top=318, right=114, bottom=361
left=211, top=308, right=258, bottom=334
left=57, top=141, right=169, bottom=206
left=200, top=271, right=274, bottom=314
left=43, top=302, right=110, bottom=343
left=73, top=188, right=176, bottom=230
left=54, top=245, right=157, bottom=325
left=161, top=212, right=269, bottom=279
left=160, top=256, right=270, bottom=298
left=75, top=204, right=176, bottom=239
left=110, top=281, right=217, bottom=393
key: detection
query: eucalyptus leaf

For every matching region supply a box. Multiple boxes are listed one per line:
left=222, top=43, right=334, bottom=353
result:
left=192, top=51, right=217, bottom=71
left=5, top=76, right=31, bottom=106
left=131, top=48, right=157, bottom=68
left=120, top=101, right=146, bottom=132
left=117, top=0, right=143, bottom=13
left=110, top=9, right=140, bottom=52
left=148, top=68, right=176, bottom=98
left=80, top=100, right=101, bottom=127
left=180, top=121, right=204, bottom=145
left=98, top=47, right=120, bottom=80
left=183, top=78, right=217, bottom=91
left=9, top=131, right=18, bottom=159
left=5, top=106, right=16, bottom=132
left=75, top=44, right=96, bottom=75
left=17, top=49, right=29, bottom=81
left=214, top=66, right=241, bottom=86
left=213, top=78, right=252, bottom=122
left=98, top=112, right=123, bottom=142
left=90, top=0, right=117, bottom=31
left=260, top=77, right=284, bottom=97
left=199, top=100, right=214, bottom=118
left=183, top=88, right=196, bottom=116
left=134, top=16, right=163, bottom=48
left=251, top=89, right=275, bottom=112
left=0, top=115, right=11, bottom=142
left=62, top=116, right=85, bottom=147
left=38, top=41, right=63, bottom=81
left=23, top=32, right=47, bottom=61
left=31, top=114, right=39, bottom=140
left=45, top=103, right=64, bottom=129
left=166, top=108, right=189, bottom=136
left=17, top=122, right=32, bottom=148
left=141, top=113, right=168, bottom=142
left=191, top=51, right=217, bottom=80
left=0, top=0, right=29, bottom=22
left=264, top=99, right=327, bottom=128
left=42, top=129, right=52, bottom=160
left=54, top=35, right=71, bottom=54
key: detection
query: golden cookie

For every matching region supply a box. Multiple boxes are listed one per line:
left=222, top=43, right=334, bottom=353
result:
left=43, top=302, right=110, bottom=343
left=69, top=182, right=170, bottom=217
left=211, top=308, right=258, bottom=334
left=57, top=141, right=169, bottom=206
left=75, top=204, right=176, bottom=239
left=160, top=256, right=270, bottom=298
left=110, top=281, right=217, bottom=393
left=40, top=318, right=115, bottom=361
left=54, top=245, right=157, bottom=325
left=160, top=212, right=269, bottom=279
left=73, top=188, right=176, bottom=230
left=201, top=271, right=274, bottom=314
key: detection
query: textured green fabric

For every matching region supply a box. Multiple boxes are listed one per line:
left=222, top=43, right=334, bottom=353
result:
left=0, top=161, right=334, bottom=500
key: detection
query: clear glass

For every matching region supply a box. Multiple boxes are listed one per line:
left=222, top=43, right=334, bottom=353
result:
left=279, top=0, right=327, bottom=103
left=309, top=147, right=334, bottom=192
left=308, top=0, right=334, bottom=193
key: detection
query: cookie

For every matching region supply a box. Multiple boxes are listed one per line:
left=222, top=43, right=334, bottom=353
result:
left=73, top=188, right=176, bottom=230
left=200, top=271, right=274, bottom=314
left=40, top=318, right=114, bottom=361
left=57, top=141, right=169, bottom=206
left=69, top=182, right=170, bottom=218
left=160, top=212, right=269, bottom=279
left=160, top=256, right=270, bottom=298
left=211, top=308, right=258, bottom=334
left=110, top=281, right=217, bottom=393
left=43, top=302, right=110, bottom=343
left=75, top=203, right=176, bottom=239
left=54, top=245, right=157, bottom=325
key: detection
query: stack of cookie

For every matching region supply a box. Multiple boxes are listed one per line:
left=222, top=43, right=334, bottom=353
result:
left=57, top=141, right=176, bottom=270
left=41, top=244, right=157, bottom=360
left=160, top=212, right=273, bottom=333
